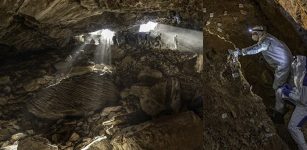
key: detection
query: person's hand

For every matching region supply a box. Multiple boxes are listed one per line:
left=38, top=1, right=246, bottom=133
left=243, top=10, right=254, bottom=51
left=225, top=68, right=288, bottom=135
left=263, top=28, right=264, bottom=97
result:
left=228, top=49, right=241, bottom=57
left=281, top=84, right=292, bottom=97
left=235, top=48, right=242, bottom=56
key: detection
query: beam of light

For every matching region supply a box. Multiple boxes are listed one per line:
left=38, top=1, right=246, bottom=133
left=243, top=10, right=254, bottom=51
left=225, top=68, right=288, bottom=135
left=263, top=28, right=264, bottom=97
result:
left=153, top=24, right=203, bottom=53
left=89, top=29, right=115, bottom=45
left=101, top=29, right=115, bottom=40
left=93, top=29, right=115, bottom=65
left=139, top=21, right=158, bottom=32
left=89, top=29, right=115, bottom=39
left=48, top=43, right=86, bottom=87
left=94, top=38, right=112, bottom=65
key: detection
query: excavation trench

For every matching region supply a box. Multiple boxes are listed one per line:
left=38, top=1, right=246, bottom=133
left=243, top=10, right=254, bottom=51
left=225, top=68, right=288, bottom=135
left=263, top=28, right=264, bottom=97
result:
left=204, top=0, right=307, bottom=149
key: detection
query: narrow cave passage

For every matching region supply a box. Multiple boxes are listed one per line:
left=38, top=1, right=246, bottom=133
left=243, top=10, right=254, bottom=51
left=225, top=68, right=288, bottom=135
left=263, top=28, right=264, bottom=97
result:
left=204, top=0, right=307, bottom=149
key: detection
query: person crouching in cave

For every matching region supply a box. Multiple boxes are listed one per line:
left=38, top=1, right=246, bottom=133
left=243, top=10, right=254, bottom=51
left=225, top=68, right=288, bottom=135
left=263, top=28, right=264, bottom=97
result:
left=231, top=25, right=293, bottom=90
left=274, top=55, right=307, bottom=150
left=173, top=34, right=178, bottom=50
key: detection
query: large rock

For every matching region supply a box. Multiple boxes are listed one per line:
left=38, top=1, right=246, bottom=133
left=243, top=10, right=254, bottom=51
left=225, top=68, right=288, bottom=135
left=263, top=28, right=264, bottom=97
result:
left=137, top=66, right=163, bottom=83
left=0, top=120, right=19, bottom=142
left=17, top=136, right=58, bottom=150
left=123, top=78, right=181, bottom=116
left=0, top=76, right=11, bottom=85
left=273, top=0, right=307, bottom=29
left=27, top=73, right=119, bottom=119
left=111, top=111, right=202, bottom=150
left=81, top=136, right=112, bottom=150
left=23, top=76, right=54, bottom=92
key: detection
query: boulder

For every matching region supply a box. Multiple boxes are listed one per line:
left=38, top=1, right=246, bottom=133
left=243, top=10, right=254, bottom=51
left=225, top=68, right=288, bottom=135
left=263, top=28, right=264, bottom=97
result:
left=18, top=136, right=58, bottom=150
left=27, top=73, right=119, bottom=119
left=81, top=136, right=112, bottom=150
left=111, top=111, right=202, bottom=150
left=0, top=76, right=11, bottom=85
left=137, top=66, right=163, bottom=83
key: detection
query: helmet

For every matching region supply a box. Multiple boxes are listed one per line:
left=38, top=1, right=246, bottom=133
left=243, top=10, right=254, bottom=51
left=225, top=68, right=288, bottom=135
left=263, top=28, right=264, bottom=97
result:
left=249, top=26, right=266, bottom=42
left=248, top=26, right=266, bottom=33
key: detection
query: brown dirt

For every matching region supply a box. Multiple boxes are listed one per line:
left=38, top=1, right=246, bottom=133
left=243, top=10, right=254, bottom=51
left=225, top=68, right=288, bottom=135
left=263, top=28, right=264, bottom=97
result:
left=204, top=0, right=307, bottom=149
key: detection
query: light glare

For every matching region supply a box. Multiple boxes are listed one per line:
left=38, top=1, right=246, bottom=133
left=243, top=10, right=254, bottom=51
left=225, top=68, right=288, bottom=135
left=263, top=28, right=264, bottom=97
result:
left=89, top=29, right=115, bottom=40
left=139, top=21, right=158, bottom=32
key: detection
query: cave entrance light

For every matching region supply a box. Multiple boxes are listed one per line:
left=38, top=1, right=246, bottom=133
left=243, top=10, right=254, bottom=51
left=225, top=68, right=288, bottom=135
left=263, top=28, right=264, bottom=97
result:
left=139, top=21, right=158, bottom=32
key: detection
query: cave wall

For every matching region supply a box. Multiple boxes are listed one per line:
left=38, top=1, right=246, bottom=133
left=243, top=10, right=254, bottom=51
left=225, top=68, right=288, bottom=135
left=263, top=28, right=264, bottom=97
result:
left=0, top=0, right=202, bottom=58
left=274, top=0, right=307, bottom=29
left=255, top=0, right=307, bottom=51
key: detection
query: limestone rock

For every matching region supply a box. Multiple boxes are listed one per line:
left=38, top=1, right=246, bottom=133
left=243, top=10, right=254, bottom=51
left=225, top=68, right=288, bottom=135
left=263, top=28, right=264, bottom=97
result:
left=111, top=111, right=202, bottom=150
left=0, top=96, right=10, bottom=106
left=17, top=136, right=58, bottom=150
left=10, top=133, right=27, bottom=142
left=27, top=73, right=119, bottom=119
left=23, top=76, right=54, bottom=92
left=130, top=83, right=167, bottom=116
left=137, top=66, right=163, bottom=82
left=122, top=77, right=182, bottom=116
left=274, top=0, right=307, bottom=29
left=1, top=143, right=18, bottom=150
left=81, top=136, right=112, bottom=150
left=100, top=106, right=123, bottom=117
left=3, top=86, right=11, bottom=94
left=0, top=76, right=11, bottom=85
left=69, top=133, right=80, bottom=142
left=0, top=0, right=202, bottom=57
left=0, top=129, right=12, bottom=141
left=195, top=54, right=203, bottom=73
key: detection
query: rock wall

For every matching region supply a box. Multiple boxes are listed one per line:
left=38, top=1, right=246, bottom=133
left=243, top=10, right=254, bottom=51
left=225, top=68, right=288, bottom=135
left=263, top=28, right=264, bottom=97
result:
left=255, top=0, right=307, bottom=50
left=274, top=0, right=307, bottom=29
left=0, top=0, right=202, bottom=57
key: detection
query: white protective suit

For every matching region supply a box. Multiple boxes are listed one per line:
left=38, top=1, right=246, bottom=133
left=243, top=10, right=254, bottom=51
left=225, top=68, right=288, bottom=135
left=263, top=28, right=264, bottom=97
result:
left=275, top=55, right=307, bottom=150
left=241, top=33, right=293, bottom=90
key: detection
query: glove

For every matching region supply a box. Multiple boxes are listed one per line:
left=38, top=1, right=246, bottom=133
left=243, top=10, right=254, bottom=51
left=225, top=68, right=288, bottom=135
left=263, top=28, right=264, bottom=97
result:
left=284, top=84, right=293, bottom=90
left=235, top=48, right=242, bottom=55
left=281, top=84, right=293, bottom=97
left=228, top=49, right=241, bottom=57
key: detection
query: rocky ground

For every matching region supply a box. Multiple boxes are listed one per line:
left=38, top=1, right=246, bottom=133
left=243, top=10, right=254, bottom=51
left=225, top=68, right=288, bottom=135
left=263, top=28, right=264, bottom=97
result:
left=0, top=41, right=203, bottom=149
